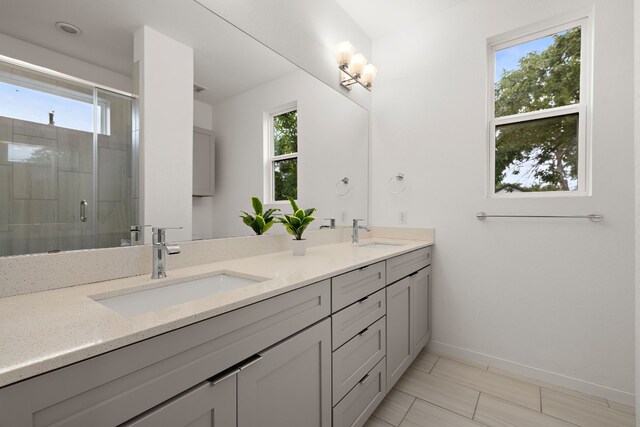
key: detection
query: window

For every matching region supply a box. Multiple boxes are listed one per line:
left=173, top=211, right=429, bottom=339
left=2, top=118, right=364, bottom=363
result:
left=0, top=64, right=112, bottom=135
left=265, top=105, right=298, bottom=202
left=489, top=17, right=590, bottom=196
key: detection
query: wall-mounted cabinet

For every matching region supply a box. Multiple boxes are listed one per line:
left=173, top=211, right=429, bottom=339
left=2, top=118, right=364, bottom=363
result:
left=193, top=127, right=215, bottom=197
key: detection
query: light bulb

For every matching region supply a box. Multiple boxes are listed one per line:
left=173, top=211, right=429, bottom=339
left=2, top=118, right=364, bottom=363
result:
left=361, top=64, right=378, bottom=86
left=348, top=53, right=367, bottom=76
left=335, top=41, right=355, bottom=67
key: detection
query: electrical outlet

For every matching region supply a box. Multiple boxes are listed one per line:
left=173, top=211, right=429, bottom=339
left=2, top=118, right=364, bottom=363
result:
left=341, top=211, right=347, bottom=223
left=399, top=211, right=408, bottom=225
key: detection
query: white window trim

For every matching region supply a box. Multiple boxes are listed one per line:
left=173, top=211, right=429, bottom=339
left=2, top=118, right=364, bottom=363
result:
left=487, top=12, right=592, bottom=198
left=263, top=101, right=298, bottom=204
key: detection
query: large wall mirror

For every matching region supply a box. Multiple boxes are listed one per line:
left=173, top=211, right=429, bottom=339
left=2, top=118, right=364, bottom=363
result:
left=0, top=0, right=369, bottom=257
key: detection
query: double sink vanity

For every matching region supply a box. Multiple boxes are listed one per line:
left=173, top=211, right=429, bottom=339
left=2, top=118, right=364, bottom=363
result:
left=0, top=231, right=433, bottom=427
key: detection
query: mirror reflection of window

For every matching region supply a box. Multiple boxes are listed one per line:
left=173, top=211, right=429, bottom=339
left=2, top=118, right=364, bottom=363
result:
left=267, top=105, right=298, bottom=201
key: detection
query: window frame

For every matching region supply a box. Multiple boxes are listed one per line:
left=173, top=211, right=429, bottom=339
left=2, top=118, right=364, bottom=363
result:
left=264, top=102, right=298, bottom=204
left=487, top=15, right=592, bottom=198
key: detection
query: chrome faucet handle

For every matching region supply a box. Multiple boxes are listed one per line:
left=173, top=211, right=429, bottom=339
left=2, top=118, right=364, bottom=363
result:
left=152, top=227, right=184, bottom=244
left=353, top=218, right=370, bottom=231
left=131, top=224, right=151, bottom=231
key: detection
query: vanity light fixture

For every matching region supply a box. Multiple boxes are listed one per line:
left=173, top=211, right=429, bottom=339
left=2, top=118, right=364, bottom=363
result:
left=335, top=41, right=377, bottom=91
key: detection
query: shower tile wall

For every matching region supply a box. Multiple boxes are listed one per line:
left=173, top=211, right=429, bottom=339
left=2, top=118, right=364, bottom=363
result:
left=0, top=116, right=136, bottom=257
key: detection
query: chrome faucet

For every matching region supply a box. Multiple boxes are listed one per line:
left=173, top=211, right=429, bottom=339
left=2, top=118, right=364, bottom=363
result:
left=152, top=227, right=182, bottom=279
left=320, top=218, right=336, bottom=230
left=130, top=224, right=151, bottom=246
left=352, top=219, right=370, bottom=245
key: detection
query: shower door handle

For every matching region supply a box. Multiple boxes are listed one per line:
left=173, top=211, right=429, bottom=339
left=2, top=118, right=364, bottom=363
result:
left=80, top=200, right=88, bottom=222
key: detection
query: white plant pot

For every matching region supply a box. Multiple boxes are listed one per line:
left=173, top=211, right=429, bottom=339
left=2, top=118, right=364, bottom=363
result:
left=291, top=239, right=308, bottom=256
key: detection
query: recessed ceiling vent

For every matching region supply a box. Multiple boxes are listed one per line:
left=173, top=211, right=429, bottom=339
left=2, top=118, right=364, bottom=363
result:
left=55, top=22, right=82, bottom=36
left=193, top=83, right=207, bottom=93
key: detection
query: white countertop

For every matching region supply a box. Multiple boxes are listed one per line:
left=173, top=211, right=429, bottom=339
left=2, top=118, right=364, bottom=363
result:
left=0, top=237, right=432, bottom=388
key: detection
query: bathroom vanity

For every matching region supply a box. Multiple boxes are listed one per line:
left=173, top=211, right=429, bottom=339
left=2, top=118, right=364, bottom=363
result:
left=0, top=237, right=432, bottom=427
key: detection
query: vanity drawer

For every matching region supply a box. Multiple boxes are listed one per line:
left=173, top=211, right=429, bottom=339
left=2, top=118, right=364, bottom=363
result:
left=332, top=288, right=385, bottom=350
left=332, top=262, right=385, bottom=312
left=332, top=357, right=386, bottom=427
left=332, top=316, right=386, bottom=403
left=386, top=247, right=431, bottom=285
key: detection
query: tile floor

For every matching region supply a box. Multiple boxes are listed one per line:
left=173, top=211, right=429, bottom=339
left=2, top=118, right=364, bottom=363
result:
left=365, top=351, right=635, bottom=427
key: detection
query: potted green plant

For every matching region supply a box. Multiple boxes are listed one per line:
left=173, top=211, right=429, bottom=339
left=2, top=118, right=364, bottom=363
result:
left=239, top=197, right=279, bottom=235
left=277, top=197, right=316, bottom=255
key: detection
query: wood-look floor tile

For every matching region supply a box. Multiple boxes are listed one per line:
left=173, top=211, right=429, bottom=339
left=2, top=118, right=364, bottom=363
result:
left=541, top=388, right=635, bottom=427
left=410, top=350, right=439, bottom=373
left=364, top=416, right=395, bottom=427
left=372, top=388, right=415, bottom=426
left=487, top=366, right=608, bottom=407
left=608, top=401, right=636, bottom=416
left=395, top=369, right=479, bottom=418
left=474, top=393, right=576, bottom=427
left=399, top=399, right=484, bottom=427
left=432, top=358, right=540, bottom=411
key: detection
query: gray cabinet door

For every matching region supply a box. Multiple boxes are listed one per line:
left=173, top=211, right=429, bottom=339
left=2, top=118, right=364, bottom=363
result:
left=237, top=319, right=332, bottom=427
left=386, top=277, right=412, bottom=390
left=412, top=266, right=431, bottom=356
left=193, top=127, right=214, bottom=196
left=122, top=373, right=236, bottom=427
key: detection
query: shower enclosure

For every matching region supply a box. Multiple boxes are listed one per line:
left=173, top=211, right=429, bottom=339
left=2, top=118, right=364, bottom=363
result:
left=0, top=59, right=138, bottom=256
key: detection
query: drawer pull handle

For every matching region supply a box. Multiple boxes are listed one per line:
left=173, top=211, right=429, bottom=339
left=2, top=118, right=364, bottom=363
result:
left=359, top=374, right=370, bottom=385
left=357, top=296, right=369, bottom=304
left=208, top=367, right=240, bottom=385
left=238, top=354, right=263, bottom=370
left=208, top=353, right=262, bottom=385
left=358, top=327, right=369, bottom=336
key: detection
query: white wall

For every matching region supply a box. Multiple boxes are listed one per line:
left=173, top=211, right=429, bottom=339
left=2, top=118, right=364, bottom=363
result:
left=635, top=0, right=640, bottom=417
left=372, top=0, right=635, bottom=403
left=192, top=100, right=215, bottom=240
left=195, top=0, right=372, bottom=110
left=134, top=26, right=193, bottom=243
left=0, top=32, right=131, bottom=92
left=211, top=69, right=368, bottom=238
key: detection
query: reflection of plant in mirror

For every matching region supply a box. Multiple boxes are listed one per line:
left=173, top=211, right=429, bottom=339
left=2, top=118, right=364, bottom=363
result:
left=277, top=197, right=316, bottom=240
left=240, top=197, right=279, bottom=235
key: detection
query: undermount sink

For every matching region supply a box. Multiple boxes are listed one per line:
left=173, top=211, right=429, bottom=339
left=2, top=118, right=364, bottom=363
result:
left=94, top=273, right=267, bottom=317
left=358, top=242, right=405, bottom=249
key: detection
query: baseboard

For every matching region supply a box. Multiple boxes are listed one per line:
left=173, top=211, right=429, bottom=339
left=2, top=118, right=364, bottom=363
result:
left=427, top=340, right=635, bottom=407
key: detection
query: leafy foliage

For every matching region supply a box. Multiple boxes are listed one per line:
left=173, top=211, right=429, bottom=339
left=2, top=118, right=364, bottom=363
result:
left=495, top=27, right=581, bottom=192
left=240, top=197, right=279, bottom=235
left=273, top=110, right=298, bottom=200
left=274, top=158, right=297, bottom=201
left=273, top=110, right=297, bottom=155
left=277, top=197, right=316, bottom=240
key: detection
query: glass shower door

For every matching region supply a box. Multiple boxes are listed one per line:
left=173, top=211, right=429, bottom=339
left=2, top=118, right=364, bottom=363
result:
left=95, top=88, right=137, bottom=249
left=0, top=62, right=95, bottom=256
left=0, top=60, right=137, bottom=256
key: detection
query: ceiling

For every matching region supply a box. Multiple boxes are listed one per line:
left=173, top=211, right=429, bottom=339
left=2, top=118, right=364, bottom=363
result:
left=0, top=0, right=297, bottom=105
left=335, top=0, right=468, bottom=40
